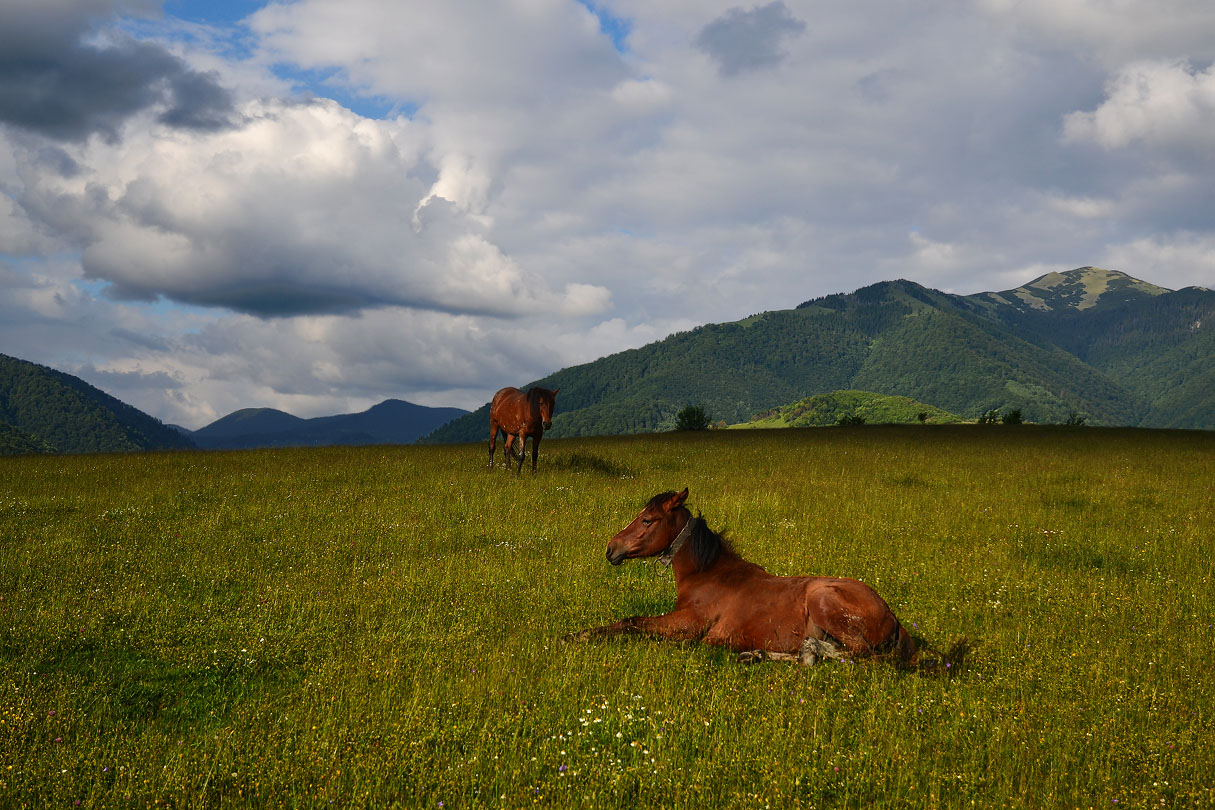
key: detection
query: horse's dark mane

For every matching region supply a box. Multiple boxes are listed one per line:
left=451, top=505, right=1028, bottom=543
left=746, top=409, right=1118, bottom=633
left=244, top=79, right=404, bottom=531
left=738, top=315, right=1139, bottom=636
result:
left=646, top=492, right=734, bottom=572
left=686, top=513, right=732, bottom=572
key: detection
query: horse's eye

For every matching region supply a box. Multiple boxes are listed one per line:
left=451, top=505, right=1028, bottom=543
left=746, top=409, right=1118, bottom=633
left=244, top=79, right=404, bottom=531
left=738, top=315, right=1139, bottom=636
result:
left=641, top=518, right=652, bottom=526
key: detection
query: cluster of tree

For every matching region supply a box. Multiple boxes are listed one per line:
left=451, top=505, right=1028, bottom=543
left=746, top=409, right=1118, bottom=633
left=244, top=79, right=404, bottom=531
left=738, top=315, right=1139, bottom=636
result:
left=674, top=405, right=712, bottom=431
left=0, top=422, right=56, bottom=455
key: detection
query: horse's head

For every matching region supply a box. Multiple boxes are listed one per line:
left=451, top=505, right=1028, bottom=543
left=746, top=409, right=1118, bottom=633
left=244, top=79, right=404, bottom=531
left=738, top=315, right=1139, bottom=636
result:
left=606, top=488, right=690, bottom=566
left=534, top=386, right=559, bottom=430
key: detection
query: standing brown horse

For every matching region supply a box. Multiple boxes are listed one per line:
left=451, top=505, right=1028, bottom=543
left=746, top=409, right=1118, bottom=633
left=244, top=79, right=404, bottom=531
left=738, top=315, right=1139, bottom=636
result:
left=567, top=488, right=917, bottom=666
left=488, top=386, right=559, bottom=473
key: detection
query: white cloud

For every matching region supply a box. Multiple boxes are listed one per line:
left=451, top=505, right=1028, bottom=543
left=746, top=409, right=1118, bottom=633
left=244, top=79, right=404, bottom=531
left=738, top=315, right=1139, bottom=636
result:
left=1063, top=60, right=1215, bottom=156
left=610, top=78, right=673, bottom=114
left=977, top=0, right=1215, bottom=65
left=1044, top=194, right=1118, bottom=219
left=1101, top=232, right=1215, bottom=290
left=14, top=97, right=607, bottom=318
left=908, top=231, right=966, bottom=274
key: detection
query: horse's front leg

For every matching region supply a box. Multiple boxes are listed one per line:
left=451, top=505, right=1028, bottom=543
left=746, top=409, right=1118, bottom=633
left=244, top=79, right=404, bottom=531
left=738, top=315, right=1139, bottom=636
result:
left=530, top=433, right=541, bottom=473
left=564, top=610, right=704, bottom=643
left=488, top=424, right=499, bottom=468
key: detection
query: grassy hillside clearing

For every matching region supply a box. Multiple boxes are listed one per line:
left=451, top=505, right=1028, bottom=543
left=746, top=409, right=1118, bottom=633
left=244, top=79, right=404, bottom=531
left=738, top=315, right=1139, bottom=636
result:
left=1, top=427, right=1212, bottom=808
left=735, top=390, right=962, bottom=428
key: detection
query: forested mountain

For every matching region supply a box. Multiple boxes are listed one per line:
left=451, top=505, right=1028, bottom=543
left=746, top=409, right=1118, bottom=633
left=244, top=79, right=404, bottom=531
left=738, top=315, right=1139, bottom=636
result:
left=0, top=354, right=195, bottom=454
left=962, top=270, right=1215, bottom=429
left=424, top=268, right=1214, bottom=442
left=189, top=399, right=468, bottom=449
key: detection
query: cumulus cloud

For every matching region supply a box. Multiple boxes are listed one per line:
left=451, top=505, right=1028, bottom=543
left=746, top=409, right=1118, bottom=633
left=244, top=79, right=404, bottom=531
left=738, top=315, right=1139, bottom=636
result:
left=1063, top=60, right=1215, bottom=157
left=0, top=0, right=234, bottom=141
left=13, top=97, right=608, bottom=318
left=694, top=2, right=806, bottom=77
left=1101, top=232, right=1215, bottom=290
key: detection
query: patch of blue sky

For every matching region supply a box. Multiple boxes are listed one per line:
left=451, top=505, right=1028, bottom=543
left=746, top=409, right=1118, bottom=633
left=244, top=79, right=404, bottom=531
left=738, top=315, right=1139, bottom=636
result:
left=270, top=65, right=416, bottom=120
left=163, top=0, right=264, bottom=27
left=129, top=1, right=415, bottom=119
left=71, top=278, right=109, bottom=296
left=577, top=1, right=632, bottom=53
left=143, top=304, right=216, bottom=336
left=116, top=0, right=260, bottom=62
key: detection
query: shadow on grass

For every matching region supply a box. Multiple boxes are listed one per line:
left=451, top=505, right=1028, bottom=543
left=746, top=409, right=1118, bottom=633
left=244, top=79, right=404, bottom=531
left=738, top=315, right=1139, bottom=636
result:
left=34, top=637, right=303, bottom=730
left=546, top=451, right=636, bottom=478
left=913, top=636, right=978, bottom=678
left=1016, top=538, right=1140, bottom=576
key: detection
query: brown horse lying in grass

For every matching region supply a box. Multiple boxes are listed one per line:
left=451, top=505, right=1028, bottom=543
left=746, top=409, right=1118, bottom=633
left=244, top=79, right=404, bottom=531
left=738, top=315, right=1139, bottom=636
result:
left=568, top=488, right=920, bottom=667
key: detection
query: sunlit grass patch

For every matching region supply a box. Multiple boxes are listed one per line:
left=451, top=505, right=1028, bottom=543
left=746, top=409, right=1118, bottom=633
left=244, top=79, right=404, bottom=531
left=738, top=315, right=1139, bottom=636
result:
left=1, top=427, right=1213, bottom=807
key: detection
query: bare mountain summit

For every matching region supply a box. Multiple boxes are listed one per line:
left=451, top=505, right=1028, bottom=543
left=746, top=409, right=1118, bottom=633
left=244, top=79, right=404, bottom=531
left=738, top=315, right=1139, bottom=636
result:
left=971, top=267, right=1171, bottom=314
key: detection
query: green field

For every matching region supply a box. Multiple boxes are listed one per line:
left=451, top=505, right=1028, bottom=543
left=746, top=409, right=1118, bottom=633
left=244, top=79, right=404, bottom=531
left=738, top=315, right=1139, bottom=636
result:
left=2, top=427, right=1213, bottom=808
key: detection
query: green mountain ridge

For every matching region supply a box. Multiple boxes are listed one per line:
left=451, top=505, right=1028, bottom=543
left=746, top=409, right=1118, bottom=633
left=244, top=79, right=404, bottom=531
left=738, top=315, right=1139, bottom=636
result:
left=424, top=268, right=1214, bottom=443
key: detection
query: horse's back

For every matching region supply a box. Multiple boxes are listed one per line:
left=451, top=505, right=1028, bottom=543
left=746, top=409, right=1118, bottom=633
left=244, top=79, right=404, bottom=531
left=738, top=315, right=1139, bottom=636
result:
left=490, top=387, right=523, bottom=418
left=491, top=387, right=523, bottom=408
left=490, top=387, right=530, bottom=432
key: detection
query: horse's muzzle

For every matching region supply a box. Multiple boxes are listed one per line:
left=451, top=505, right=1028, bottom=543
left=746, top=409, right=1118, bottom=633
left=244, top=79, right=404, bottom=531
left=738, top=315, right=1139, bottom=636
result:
left=606, top=547, right=626, bottom=566
left=543, top=421, right=553, bottom=430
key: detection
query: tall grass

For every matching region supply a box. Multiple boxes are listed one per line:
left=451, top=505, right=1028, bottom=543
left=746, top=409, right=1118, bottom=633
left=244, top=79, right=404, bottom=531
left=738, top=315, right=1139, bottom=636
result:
left=1, top=426, right=1212, bottom=808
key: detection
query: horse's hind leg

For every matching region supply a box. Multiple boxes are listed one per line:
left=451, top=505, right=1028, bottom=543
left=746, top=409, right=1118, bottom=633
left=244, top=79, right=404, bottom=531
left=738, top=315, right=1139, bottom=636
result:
left=489, top=424, right=500, bottom=468
left=738, top=638, right=848, bottom=666
left=800, top=636, right=849, bottom=666
left=738, top=650, right=799, bottom=664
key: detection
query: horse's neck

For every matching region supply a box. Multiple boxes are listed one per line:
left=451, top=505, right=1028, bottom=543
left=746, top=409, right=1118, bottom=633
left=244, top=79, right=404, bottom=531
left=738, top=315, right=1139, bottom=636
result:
left=670, top=540, right=748, bottom=586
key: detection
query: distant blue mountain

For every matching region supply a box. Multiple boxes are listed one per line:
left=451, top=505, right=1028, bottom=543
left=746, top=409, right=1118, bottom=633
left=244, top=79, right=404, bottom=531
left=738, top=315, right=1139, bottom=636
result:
left=189, top=399, right=468, bottom=449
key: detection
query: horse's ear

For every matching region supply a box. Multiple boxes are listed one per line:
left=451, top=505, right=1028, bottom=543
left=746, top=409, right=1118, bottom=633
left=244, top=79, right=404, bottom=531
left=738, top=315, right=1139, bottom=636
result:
left=551, top=387, right=560, bottom=396
left=664, top=488, right=689, bottom=512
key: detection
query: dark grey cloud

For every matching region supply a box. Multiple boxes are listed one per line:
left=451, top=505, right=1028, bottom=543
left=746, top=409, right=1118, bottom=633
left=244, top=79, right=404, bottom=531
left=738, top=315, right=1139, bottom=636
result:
left=0, top=3, right=233, bottom=141
left=695, top=1, right=806, bottom=77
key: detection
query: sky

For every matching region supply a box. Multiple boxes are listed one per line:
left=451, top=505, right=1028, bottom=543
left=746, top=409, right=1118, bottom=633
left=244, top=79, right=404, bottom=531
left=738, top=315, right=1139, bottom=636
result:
left=2, top=0, right=1214, bottom=429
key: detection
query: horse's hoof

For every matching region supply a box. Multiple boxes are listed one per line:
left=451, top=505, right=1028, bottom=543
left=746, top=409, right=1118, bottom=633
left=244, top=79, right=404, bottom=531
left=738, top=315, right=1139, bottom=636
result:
left=738, top=650, right=767, bottom=664
left=563, top=630, right=591, bottom=643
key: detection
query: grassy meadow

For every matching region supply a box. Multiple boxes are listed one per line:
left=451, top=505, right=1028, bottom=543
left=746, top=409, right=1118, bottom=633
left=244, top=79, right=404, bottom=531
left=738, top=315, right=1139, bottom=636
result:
left=1, top=426, right=1213, bottom=808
